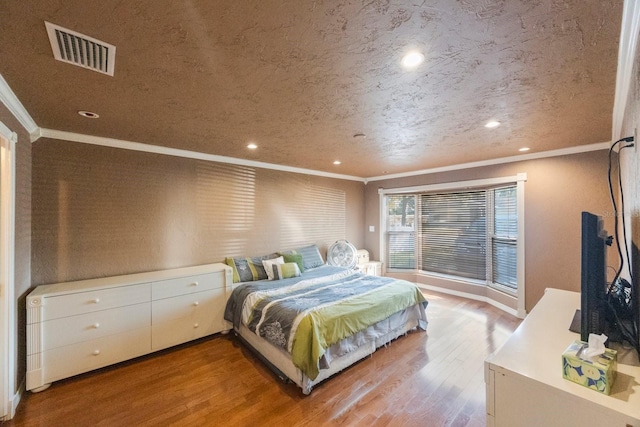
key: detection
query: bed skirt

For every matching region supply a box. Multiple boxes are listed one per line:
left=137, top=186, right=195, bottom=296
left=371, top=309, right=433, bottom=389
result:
left=235, top=303, right=427, bottom=394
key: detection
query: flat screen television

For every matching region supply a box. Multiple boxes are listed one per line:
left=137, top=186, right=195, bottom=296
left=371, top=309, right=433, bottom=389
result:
left=580, top=211, right=640, bottom=356
left=631, top=243, right=640, bottom=356
left=631, top=244, right=640, bottom=356
left=580, top=211, right=610, bottom=342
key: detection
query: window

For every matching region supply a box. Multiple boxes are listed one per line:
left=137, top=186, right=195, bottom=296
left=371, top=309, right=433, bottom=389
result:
left=491, top=186, right=517, bottom=290
left=421, top=190, right=487, bottom=280
left=382, top=177, right=523, bottom=298
left=386, top=195, right=416, bottom=269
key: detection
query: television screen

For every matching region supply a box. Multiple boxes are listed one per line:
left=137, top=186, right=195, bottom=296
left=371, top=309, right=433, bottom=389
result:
left=580, top=212, right=609, bottom=342
left=629, top=243, right=640, bottom=356
left=580, top=212, right=639, bottom=356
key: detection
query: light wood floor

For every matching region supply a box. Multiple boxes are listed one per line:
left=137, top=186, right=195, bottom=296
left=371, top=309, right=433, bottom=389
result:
left=5, top=290, right=521, bottom=427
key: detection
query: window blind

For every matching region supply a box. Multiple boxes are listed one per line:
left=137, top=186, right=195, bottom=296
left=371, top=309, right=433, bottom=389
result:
left=386, top=195, right=416, bottom=269
left=384, top=182, right=519, bottom=294
left=421, top=191, right=486, bottom=280
left=492, top=186, right=517, bottom=288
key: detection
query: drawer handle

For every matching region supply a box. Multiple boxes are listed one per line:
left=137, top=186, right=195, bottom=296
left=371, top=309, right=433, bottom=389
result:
left=190, top=281, right=199, bottom=287
left=93, top=323, right=100, bottom=329
left=193, top=301, right=199, bottom=306
left=92, top=350, right=100, bottom=356
left=194, top=323, right=199, bottom=328
left=92, top=298, right=100, bottom=304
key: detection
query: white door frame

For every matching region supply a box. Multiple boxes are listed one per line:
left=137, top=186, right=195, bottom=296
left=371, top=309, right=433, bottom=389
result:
left=0, top=121, right=16, bottom=420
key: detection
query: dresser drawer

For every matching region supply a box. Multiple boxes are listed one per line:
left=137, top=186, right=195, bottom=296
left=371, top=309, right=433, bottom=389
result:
left=152, top=288, right=225, bottom=324
left=151, top=315, right=223, bottom=351
left=41, top=327, right=151, bottom=385
left=152, top=272, right=225, bottom=300
left=151, top=289, right=227, bottom=350
left=38, top=283, right=151, bottom=322
left=37, top=303, right=151, bottom=352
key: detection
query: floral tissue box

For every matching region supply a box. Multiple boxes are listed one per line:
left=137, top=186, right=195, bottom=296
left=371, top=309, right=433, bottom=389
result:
left=562, top=340, right=617, bottom=395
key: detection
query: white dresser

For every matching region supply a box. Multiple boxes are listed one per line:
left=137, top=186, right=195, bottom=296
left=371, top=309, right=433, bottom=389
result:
left=26, top=263, right=232, bottom=392
left=485, top=288, right=640, bottom=426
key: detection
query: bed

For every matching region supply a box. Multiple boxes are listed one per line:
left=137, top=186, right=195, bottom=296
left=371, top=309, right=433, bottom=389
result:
left=223, top=248, right=428, bottom=394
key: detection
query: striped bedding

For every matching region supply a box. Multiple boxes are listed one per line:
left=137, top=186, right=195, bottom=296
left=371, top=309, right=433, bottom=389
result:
left=224, top=265, right=428, bottom=380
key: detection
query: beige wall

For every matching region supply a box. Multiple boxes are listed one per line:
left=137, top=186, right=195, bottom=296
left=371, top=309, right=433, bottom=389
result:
left=619, top=26, right=640, bottom=296
left=0, top=103, right=31, bottom=396
left=364, top=150, right=614, bottom=313
left=31, top=139, right=365, bottom=285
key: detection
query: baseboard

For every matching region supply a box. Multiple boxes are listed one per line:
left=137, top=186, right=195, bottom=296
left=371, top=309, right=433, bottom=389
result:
left=3, top=379, right=25, bottom=420
left=417, top=283, right=523, bottom=318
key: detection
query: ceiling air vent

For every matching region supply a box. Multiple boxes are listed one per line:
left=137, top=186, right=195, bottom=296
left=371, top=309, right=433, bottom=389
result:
left=45, top=21, right=116, bottom=76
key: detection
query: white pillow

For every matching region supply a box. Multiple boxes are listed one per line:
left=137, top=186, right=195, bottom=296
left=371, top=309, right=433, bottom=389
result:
left=262, top=256, right=284, bottom=280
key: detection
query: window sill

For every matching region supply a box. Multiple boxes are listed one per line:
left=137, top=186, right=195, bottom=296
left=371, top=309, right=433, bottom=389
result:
left=385, top=270, right=522, bottom=318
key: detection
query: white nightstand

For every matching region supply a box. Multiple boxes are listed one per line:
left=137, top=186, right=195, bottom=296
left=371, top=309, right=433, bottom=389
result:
left=357, top=261, right=382, bottom=276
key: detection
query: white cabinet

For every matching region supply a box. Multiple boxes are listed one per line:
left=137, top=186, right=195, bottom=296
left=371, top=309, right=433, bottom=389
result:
left=26, top=263, right=232, bottom=392
left=485, top=288, right=640, bottom=427
left=357, top=261, right=382, bottom=276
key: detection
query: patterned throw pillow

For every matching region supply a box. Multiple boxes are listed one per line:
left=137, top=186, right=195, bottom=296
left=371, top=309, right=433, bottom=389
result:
left=225, top=253, right=278, bottom=283
left=272, top=262, right=302, bottom=280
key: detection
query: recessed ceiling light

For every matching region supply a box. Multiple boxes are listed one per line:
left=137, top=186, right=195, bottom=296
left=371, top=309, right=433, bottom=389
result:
left=247, top=143, right=258, bottom=149
left=401, top=51, right=425, bottom=69
left=333, top=160, right=341, bottom=165
left=519, top=147, right=530, bottom=152
left=485, top=121, right=501, bottom=128
left=78, top=110, right=99, bottom=118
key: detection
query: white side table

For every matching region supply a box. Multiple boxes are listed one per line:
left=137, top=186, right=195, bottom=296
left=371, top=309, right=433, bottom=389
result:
left=357, top=261, right=382, bottom=276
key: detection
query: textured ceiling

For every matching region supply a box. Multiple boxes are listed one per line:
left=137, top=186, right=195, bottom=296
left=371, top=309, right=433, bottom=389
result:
left=0, top=1, right=622, bottom=178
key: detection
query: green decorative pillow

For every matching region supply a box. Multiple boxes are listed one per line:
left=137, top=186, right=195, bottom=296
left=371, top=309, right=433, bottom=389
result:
left=281, top=253, right=305, bottom=273
left=273, top=262, right=302, bottom=280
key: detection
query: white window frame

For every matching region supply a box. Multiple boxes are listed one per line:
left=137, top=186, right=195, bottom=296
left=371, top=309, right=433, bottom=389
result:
left=488, top=185, right=519, bottom=295
left=379, top=173, right=526, bottom=316
left=0, top=121, right=16, bottom=420
left=383, top=194, right=418, bottom=270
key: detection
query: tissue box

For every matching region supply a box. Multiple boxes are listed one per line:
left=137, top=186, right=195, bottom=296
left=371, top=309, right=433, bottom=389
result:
left=562, top=340, right=617, bottom=394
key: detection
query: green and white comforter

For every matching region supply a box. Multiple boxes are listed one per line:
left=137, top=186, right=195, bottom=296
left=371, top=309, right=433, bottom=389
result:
left=224, top=266, right=428, bottom=380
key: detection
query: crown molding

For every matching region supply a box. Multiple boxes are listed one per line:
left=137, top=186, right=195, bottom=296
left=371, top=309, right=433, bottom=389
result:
left=377, top=173, right=526, bottom=195
left=365, top=142, right=610, bottom=183
left=37, top=128, right=366, bottom=183
left=612, top=0, right=640, bottom=142
left=0, top=73, right=38, bottom=139
left=37, top=128, right=609, bottom=184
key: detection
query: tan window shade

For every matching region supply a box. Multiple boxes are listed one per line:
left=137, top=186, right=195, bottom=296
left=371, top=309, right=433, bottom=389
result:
left=421, top=191, right=487, bottom=280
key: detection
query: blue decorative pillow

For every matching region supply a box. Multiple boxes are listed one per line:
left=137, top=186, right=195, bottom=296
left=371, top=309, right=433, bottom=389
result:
left=225, top=253, right=278, bottom=283
left=273, top=262, right=302, bottom=280
left=281, top=244, right=324, bottom=270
